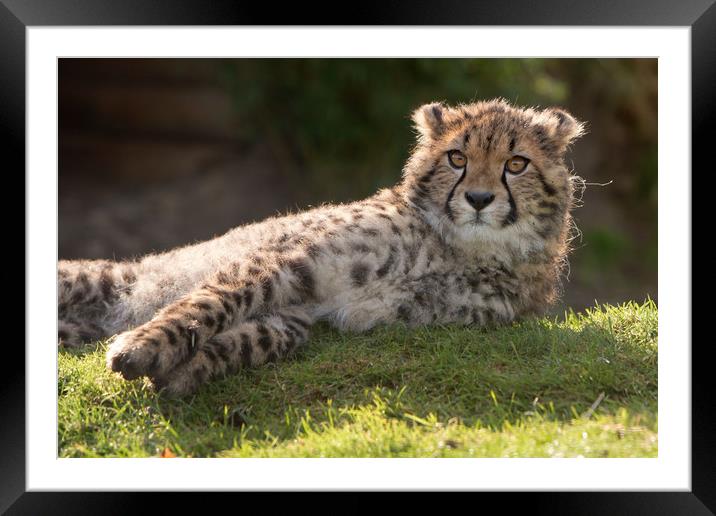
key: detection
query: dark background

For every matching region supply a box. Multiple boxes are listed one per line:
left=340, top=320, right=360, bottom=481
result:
left=58, top=58, right=657, bottom=314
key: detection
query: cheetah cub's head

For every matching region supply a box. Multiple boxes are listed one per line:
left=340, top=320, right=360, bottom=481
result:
left=404, top=99, right=585, bottom=259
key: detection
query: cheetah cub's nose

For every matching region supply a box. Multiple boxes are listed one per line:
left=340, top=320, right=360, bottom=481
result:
left=464, top=191, right=495, bottom=211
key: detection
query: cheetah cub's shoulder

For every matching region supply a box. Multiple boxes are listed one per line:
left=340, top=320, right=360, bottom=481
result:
left=58, top=99, right=585, bottom=396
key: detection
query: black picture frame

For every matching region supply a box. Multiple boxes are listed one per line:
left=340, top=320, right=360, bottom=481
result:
left=3, top=0, right=709, bottom=513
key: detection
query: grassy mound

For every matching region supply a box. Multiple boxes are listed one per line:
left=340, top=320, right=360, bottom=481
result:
left=58, top=300, right=657, bottom=458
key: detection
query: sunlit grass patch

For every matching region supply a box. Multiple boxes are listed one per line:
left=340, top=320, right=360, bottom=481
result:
left=58, top=300, right=657, bottom=458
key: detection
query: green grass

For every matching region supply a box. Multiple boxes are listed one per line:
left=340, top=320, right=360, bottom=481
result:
left=58, top=300, right=657, bottom=458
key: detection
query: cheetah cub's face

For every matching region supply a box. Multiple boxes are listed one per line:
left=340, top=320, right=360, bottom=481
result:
left=406, top=99, right=584, bottom=254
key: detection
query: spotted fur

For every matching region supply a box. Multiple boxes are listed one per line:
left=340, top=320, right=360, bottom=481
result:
left=58, top=99, right=585, bottom=396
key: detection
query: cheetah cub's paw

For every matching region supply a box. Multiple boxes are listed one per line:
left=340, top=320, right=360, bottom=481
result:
left=58, top=321, right=85, bottom=349
left=149, top=371, right=199, bottom=398
left=58, top=319, right=102, bottom=349
left=106, top=330, right=166, bottom=381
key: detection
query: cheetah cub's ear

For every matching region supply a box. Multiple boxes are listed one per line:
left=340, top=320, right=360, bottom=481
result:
left=412, top=102, right=454, bottom=142
left=540, top=107, right=586, bottom=153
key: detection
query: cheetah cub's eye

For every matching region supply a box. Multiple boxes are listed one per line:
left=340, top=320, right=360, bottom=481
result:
left=505, top=156, right=530, bottom=175
left=448, top=150, right=467, bottom=169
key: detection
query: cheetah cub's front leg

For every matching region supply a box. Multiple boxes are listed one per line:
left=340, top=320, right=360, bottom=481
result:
left=106, top=255, right=317, bottom=390
left=151, top=308, right=314, bottom=397
left=106, top=278, right=259, bottom=381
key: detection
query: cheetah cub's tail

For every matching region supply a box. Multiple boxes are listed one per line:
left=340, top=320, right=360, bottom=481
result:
left=57, top=259, right=137, bottom=348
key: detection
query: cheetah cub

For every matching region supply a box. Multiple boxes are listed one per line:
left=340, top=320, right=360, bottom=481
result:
left=58, top=99, right=585, bottom=396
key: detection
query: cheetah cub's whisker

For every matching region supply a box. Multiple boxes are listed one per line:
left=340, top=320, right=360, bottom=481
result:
left=58, top=99, right=585, bottom=397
